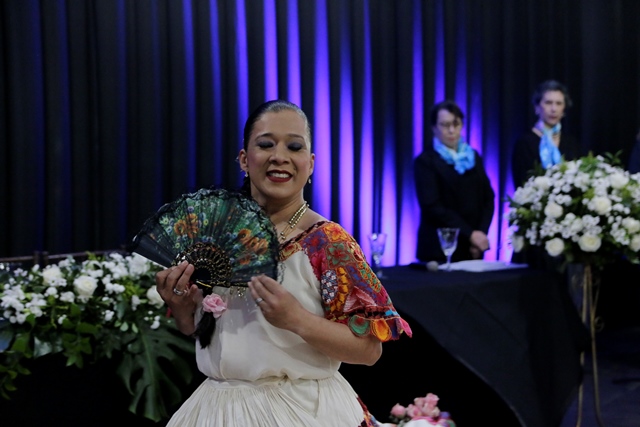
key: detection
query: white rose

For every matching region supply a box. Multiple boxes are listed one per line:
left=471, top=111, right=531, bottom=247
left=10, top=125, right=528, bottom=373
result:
left=146, top=287, right=165, bottom=308
left=73, top=275, right=98, bottom=299
left=107, top=263, right=128, bottom=279
left=545, top=238, right=565, bottom=257
left=630, top=235, right=640, bottom=252
left=609, top=172, right=629, bottom=189
left=511, top=235, right=525, bottom=253
left=42, top=265, right=63, bottom=285
left=128, top=254, right=151, bottom=276
left=568, top=216, right=584, bottom=234
left=533, top=176, right=551, bottom=191
left=622, top=217, right=640, bottom=234
left=544, top=202, right=563, bottom=219
left=589, top=196, right=612, bottom=215
left=59, top=291, right=75, bottom=303
left=578, top=234, right=602, bottom=252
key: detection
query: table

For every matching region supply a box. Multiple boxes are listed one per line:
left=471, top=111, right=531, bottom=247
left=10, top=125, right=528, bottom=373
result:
left=340, top=265, right=589, bottom=427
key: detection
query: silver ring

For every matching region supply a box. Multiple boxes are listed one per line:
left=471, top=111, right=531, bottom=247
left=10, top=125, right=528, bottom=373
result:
left=173, top=287, right=185, bottom=296
left=255, top=297, right=264, bottom=304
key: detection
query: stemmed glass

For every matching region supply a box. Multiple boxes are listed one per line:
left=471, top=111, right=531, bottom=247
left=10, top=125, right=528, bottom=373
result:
left=368, top=232, right=387, bottom=278
left=437, top=228, right=459, bottom=272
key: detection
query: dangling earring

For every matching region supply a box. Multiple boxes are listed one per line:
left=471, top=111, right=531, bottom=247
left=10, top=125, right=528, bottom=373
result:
left=307, top=177, right=312, bottom=184
left=244, top=171, right=249, bottom=178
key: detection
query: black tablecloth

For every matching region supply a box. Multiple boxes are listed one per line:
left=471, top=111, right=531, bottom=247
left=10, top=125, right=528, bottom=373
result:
left=341, top=265, right=589, bottom=427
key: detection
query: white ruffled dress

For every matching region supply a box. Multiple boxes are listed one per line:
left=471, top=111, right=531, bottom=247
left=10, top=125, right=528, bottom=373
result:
left=166, top=222, right=411, bottom=427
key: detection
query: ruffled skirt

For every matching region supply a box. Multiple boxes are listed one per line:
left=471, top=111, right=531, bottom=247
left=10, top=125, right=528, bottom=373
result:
left=166, top=372, right=368, bottom=427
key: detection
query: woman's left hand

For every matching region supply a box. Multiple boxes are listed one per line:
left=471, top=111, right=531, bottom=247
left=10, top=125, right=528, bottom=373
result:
left=247, top=274, right=305, bottom=331
left=248, top=274, right=382, bottom=365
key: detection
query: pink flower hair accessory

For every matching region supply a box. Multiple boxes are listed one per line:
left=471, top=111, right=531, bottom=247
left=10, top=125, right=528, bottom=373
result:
left=202, top=293, right=227, bottom=318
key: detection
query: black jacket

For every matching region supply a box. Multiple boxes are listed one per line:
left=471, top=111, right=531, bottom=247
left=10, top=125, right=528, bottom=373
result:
left=414, top=148, right=495, bottom=263
left=511, top=130, right=580, bottom=189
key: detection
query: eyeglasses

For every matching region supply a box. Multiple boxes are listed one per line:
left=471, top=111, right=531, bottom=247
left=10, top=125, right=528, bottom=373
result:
left=437, top=121, right=462, bottom=130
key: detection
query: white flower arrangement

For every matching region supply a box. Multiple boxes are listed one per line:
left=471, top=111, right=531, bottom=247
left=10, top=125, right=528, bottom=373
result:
left=0, top=252, right=195, bottom=422
left=507, top=153, right=640, bottom=270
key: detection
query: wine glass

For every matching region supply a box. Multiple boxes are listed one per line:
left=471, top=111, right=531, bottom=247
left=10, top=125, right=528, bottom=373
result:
left=368, top=232, right=387, bottom=278
left=437, top=227, right=459, bottom=271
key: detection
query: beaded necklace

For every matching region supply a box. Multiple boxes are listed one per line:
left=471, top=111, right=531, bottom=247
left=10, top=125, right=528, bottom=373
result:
left=278, top=202, right=308, bottom=242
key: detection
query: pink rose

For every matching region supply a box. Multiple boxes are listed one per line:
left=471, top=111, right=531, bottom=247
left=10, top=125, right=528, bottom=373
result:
left=414, top=393, right=440, bottom=418
left=202, top=293, right=227, bottom=318
left=425, top=393, right=439, bottom=407
left=406, top=404, right=422, bottom=419
left=390, top=403, right=406, bottom=418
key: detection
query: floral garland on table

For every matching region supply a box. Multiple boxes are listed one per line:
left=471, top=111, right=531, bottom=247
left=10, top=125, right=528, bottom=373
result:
left=0, top=252, right=196, bottom=422
left=377, top=393, right=456, bottom=427
left=507, top=152, right=640, bottom=271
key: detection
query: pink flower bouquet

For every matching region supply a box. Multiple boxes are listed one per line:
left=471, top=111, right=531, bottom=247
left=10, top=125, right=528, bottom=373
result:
left=383, top=393, right=456, bottom=427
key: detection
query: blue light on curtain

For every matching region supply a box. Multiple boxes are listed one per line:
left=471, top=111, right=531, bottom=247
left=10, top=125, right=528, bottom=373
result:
left=467, top=76, right=501, bottom=261
left=191, top=0, right=502, bottom=265
left=484, top=147, right=501, bottom=261
left=263, top=0, right=278, bottom=99
left=398, top=0, right=424, bottom=265
left=312, top=0, right=331, bottom=217
left=182, top=0, right=197, bottom=189
left=113, top=1, right=128, bottom=234
left=4, top=0, right=638, bottom=264
left=434, top=1, right=445, bottom=103
left=206, top=0, right=502, bottom=265
left=454, top=5, right=468, bottom=119
left=381, top=125, right=398, bottom=266
left=286, top=0, right=301, bottom=105
left=209, top=0, right=224, bottom=185
left=412, top=0, right=424, bottom=158
left=338, top=10, right=354, bottom=234
left=236, top=0, right=249, bottom=147
left=358, top=1, right=374, bottom=260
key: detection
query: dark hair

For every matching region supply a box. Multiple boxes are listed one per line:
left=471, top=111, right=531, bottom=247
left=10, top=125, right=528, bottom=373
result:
left=240, top=100, right=311, bottom=195
left=429, top=100, right=464, bottom=126
left=531, top=80, right=573, bottom=109
left=242, top=100, right=311, bottom=150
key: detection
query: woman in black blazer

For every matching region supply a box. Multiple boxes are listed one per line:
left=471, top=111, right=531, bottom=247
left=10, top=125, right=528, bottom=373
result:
left=511, top=80, right=579, bottom=189
left=414, top=100, right=495, bottom=264
left=510, top=80, right=580, bottom=268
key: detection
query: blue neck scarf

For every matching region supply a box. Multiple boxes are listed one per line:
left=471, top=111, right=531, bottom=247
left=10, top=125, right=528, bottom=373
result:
left=536, top=122, right=562, bottom=169
left=433, top=137, right=475, bottom=174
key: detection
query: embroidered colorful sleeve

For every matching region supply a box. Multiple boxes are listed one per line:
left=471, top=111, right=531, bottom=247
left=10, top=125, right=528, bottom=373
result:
left=303, top=222, right=412, bottom=341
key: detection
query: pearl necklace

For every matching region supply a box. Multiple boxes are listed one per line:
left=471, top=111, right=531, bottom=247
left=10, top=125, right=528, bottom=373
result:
left=278, top=202, right=309, bottom=242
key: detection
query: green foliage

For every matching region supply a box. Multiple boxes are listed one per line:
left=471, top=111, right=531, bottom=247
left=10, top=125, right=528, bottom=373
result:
left=0, top=252, right=196, bottom=421
left=119, top=325, right=196, bottom=421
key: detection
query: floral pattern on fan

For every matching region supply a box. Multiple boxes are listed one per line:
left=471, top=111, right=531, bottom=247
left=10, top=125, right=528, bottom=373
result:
left=130, top=187, right=281, bottom=289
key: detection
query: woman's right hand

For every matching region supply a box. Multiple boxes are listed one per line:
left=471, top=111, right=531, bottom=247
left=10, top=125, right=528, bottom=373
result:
left=155, top=261, right=200, bottom=335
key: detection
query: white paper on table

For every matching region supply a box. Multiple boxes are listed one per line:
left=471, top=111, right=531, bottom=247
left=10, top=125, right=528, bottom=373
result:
left=438, top=260, right=528, bottom=272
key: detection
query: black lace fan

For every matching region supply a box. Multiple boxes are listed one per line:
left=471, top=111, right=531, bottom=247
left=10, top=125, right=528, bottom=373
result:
left=129, top=188, right=281, bottom=289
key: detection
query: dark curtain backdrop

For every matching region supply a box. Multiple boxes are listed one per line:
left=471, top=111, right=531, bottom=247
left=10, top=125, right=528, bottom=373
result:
left=2, top=0, right=640, bottom=266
